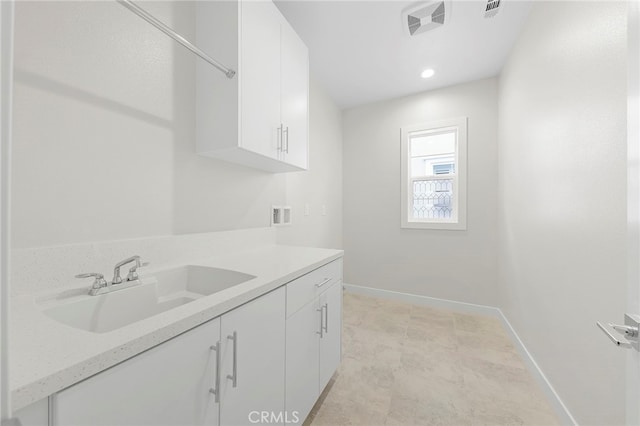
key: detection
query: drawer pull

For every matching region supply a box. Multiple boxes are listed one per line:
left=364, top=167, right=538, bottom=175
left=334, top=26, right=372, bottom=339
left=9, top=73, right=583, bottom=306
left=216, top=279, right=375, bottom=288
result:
left=315, top=277, right=332, bottom=288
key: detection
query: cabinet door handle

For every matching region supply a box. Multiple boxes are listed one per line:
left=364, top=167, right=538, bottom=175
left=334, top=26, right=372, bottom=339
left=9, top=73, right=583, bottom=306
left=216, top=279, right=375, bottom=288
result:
left=316, top=306, right=324, bottom=338
left=315, top=278, right=332, bottom=288
left=277, top=125, right=283, bottom=153
left=209, top=341, right=221, bottom=402
left=284, top=126, right=289, bottom=153
left=227, top=331, right=238, bottom=388
left=323, top=303, right=328, bottom=334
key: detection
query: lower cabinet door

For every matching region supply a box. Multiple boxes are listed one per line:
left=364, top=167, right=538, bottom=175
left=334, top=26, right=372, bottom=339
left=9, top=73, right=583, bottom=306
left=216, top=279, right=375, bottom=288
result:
left=285, top=299, right=321, bottom=425
left=219, top=287, right=286, bottom=426
left=53, top=318, right=221, bottom=426
left=14, top=397, right=48, bottom=426
left=319, top=281, right=342, bottom=392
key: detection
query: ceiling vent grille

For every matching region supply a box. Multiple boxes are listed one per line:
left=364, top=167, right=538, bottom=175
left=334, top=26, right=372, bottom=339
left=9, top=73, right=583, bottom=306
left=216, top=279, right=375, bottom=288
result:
left=484, top=0, right=502, bottom=18
left=402, top=1, right=450, bottom=37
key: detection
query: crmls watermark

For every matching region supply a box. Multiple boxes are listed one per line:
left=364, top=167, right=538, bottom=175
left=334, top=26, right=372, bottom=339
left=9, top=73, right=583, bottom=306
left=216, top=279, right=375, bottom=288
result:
left=248, top=411, right=300, bottom=424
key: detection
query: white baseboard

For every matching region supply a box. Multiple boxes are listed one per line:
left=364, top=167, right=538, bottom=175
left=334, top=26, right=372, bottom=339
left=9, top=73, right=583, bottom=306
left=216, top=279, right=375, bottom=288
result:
left=344, top=283, right=502, bottom=317
left=342, top=283, right=577, bottom=426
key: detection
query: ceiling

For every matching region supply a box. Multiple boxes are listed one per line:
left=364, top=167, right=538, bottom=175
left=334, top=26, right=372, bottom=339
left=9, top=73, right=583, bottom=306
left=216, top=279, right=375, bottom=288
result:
left=275, top=1, right=533, bottom=109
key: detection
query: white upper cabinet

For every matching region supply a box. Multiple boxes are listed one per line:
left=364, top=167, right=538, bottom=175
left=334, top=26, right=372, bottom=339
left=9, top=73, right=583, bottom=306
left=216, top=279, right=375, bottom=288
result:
left=279, top=20, right=309, bottom=169
left=196, top=0, right=309, bottom=173
left=240, top=1, right=282, bottom=161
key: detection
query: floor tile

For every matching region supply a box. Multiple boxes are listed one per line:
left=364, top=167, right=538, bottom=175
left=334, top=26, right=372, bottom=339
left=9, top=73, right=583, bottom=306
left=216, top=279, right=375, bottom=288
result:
left=310, top=291, right=560, bottom=426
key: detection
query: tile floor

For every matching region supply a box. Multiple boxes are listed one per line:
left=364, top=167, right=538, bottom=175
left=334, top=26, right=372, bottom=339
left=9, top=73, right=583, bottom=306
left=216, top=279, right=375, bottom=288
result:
left=306, top=291, right=559, bottom=426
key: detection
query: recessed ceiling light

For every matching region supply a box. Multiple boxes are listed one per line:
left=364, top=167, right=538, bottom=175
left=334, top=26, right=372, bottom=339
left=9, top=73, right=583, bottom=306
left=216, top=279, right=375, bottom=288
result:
left=421, top=68, right=435, bottom=79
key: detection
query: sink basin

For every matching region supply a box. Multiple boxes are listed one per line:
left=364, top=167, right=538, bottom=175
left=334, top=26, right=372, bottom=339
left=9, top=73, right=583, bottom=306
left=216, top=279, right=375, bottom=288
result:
left=42, top=265, right=256, bottom=333
left=153, top=265, right=257, bottom=298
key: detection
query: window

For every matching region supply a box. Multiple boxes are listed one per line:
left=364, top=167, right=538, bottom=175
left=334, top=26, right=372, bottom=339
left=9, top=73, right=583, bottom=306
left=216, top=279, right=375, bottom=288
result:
left=401, top=117, right=467, bottom=230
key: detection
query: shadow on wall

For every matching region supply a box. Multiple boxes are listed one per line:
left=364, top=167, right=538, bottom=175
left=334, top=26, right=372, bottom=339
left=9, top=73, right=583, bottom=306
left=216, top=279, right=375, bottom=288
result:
left=13, top=69, right=172, bottom=129
left=11, top=1, right=285, bottom=248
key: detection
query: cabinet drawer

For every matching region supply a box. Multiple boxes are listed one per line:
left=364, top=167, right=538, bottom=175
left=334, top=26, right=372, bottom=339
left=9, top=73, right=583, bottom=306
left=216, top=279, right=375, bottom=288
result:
left=286, top=258, right=342, bottom=317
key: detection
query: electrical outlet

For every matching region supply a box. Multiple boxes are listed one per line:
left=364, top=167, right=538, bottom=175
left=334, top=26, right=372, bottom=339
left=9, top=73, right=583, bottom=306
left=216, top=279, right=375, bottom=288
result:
left=271, top=205, right=292, bottom=227
left=304, top=203, right=310, bottom=216
left=283, top=207, right=291, bottom=224
left=271, top=205, right=282, bottom=226
left=321, top=205, right=327, bottom=216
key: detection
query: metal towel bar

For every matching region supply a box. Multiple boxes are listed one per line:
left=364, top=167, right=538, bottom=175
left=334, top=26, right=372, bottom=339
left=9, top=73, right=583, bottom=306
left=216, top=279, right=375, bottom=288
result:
left=117, top=0, right=236, bottom=79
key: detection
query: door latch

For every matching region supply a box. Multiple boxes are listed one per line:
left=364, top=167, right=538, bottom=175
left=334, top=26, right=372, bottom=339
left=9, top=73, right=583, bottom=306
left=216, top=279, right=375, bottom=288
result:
left=596, top=313, right=640, bottom=350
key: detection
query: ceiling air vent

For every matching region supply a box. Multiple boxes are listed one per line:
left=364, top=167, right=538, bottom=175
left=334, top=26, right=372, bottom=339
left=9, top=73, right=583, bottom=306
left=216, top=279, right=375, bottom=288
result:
left=402, top=1, right=450, bottom=37
left=484, top=0, right=502, bottom=18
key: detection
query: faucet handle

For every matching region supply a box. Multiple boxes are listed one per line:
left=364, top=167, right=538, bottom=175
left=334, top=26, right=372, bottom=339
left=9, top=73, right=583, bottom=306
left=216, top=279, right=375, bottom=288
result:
left=112, top=255, right=141, bottom=284
left=75, top=272, right=107, bottom=289
left=126, top=261, right=150, bottom=282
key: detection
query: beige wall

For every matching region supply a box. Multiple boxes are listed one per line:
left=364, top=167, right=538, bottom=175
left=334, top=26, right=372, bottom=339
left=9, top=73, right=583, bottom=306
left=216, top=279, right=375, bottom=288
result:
left=342, top=78, right=499, bottom=306
left=11, top=1, right=341, bottom=250
left=497, top=2, right=627, bottom=424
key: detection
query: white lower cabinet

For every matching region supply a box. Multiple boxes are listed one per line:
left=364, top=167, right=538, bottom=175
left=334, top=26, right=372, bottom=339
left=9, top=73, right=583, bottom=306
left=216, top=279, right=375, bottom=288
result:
left=319, top=281, right=342, bottom=391
left=14, top=397, right=48, bottom=426
left=285, top=278, right=342, bottom=426
left=53, top=317, right=221, bottom=426
left=285, top=298, right=321, bottom=424
left=42, top=260, right=338, bottom=426
left=219, top=287, right=286, bottom=426
left=52, top=288, right=286, bottom=426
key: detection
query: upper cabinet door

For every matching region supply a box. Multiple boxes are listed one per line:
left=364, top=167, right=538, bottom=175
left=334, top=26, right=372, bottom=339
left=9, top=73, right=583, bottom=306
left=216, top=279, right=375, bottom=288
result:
left=280, top=20, right=309, bottom=169
left=196, top=0, right=309, bottom=172
left=240, top=0, right=282, bottom=160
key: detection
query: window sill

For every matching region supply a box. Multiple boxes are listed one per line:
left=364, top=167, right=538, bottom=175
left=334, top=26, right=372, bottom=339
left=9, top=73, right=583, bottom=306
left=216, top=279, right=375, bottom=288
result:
left=401, top=220, right=467, bottom=230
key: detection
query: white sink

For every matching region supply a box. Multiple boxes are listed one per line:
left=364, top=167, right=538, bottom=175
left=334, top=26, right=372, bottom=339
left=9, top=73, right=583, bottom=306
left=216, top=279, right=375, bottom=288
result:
left=42, top=266, right=256, bottom=333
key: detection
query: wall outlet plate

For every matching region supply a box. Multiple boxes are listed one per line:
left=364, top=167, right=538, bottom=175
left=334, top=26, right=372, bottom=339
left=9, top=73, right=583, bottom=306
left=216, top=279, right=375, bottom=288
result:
left=271, top=205, right=292, bottom=227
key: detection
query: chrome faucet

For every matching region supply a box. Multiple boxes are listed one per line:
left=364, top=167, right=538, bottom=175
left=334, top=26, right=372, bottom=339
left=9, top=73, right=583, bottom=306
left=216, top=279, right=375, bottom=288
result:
left=76, top=255, right=149, bottom=296
left=112, top=255, right=148, bottom=284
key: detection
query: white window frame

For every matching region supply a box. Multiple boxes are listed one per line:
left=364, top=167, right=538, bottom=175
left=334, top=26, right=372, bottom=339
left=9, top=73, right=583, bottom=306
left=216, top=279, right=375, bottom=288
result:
left=400, top=117, right=467, bottom=230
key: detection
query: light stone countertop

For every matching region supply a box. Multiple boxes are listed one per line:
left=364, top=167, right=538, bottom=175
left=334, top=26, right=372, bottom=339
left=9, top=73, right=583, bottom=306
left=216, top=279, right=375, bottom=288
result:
left=10, top=244, right=343, bottom=411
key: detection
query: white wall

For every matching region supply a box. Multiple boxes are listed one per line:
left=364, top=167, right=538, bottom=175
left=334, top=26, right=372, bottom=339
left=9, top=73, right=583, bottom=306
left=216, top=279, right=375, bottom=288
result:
left=342, top=78, right=499, bottom=306
left=0, top=0, right=14, bottom=420
left=278, top=78, right=343, bottom=249
left=11, top=1, right=341, bottom=251
left=497, top=2, right=627, bottom=424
